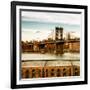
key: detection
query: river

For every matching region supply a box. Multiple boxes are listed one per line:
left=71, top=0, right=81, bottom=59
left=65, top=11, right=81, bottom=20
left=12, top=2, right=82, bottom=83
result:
left=22, top=52, right=80, bottom=61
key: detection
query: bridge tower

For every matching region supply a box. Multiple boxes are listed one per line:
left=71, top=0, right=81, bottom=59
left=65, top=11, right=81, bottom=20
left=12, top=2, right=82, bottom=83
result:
left=55, top=27, right=64, bottom=54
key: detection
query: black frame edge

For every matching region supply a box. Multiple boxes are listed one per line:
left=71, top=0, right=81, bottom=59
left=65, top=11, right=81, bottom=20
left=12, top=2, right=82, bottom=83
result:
left=11, top=1, right=87, bottom=9
left=84, top=6, right=88, bottom=84
left=15, top=81, right=87, bottom=89
left=11, top=1, right=16, bottom=89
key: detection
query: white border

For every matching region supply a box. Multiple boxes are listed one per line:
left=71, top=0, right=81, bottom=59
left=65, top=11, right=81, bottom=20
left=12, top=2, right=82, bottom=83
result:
left=16, top=5, right=85, bottom=85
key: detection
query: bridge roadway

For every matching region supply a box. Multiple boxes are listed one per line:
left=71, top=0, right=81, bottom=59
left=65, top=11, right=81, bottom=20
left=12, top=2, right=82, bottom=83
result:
left=27, top=39, right=80, bottom=45
left=39, top=39, right=80, bottom=44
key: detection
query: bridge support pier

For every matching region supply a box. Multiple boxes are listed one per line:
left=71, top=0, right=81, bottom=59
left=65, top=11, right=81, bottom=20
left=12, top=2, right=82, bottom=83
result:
left=55, top=27, right=64, bottom=55
left=55, top=42, right=64, bottom=54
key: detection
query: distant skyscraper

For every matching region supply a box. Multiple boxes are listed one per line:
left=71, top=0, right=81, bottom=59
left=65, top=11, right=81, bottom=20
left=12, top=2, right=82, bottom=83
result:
left=67, top=32, right=71, bottom=40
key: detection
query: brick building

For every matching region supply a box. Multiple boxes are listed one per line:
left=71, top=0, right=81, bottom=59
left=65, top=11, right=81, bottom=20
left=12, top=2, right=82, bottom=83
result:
left=21, top=60, right=80, bottom=78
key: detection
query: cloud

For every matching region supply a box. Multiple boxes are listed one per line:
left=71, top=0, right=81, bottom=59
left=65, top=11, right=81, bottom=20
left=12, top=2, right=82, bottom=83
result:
left=21, top=11, right=81, bottom=41
left=22, top=29, right=52, bottom=41
left=22, top=11, right=81, bottom=25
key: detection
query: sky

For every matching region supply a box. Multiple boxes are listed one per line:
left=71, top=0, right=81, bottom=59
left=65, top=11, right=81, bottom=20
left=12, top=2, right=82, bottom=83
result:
left=21, top=11, right=81, bottom=41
